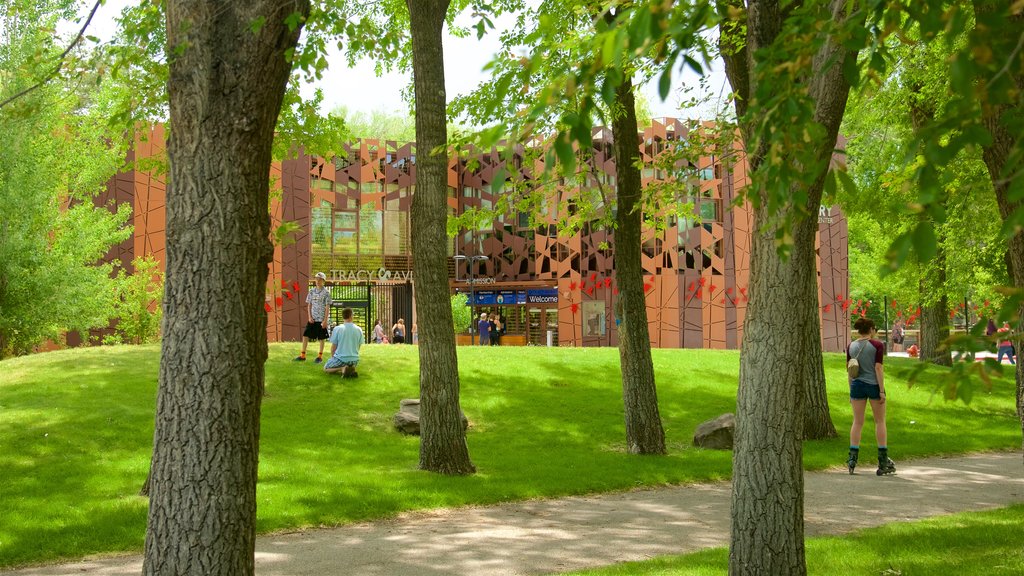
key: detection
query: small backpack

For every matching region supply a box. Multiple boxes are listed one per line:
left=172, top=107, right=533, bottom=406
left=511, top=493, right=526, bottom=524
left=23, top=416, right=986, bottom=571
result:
left=847, top=357, right=860, bottom=379
left=847, top=340, right=865, bottom=379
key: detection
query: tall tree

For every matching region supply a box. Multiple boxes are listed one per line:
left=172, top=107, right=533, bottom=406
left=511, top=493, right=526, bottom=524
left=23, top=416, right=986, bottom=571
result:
left=970, top=0, right=1024, bottom=457
left=454, top=1, right=667, bottom=454
left=718, top=1, right=864, bottom=573
left=909, top=77, right=953, bottom=366
left=842, top=38, right=1006, bottom=356
left=143, top=1, right=309, bottom=574
left=611, top=71, right=667, bottom=454
left=406, top=0, right=476, bottom=474
left=0, top=0, right=131, bottom=358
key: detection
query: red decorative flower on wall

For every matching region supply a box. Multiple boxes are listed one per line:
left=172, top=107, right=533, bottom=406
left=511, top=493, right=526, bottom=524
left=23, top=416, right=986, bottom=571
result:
left=264, top=302, right=272, bottom=313
left=292, top=281, right=300, bottom=292
left=571, top=302, right=579, bottom=314
left=569, top=281, right=577, bottom=290
left=613, top=288, right=619, bottom=296
left=275, top=296, right=284, bottom=307
left=824, top=304, right=832, bottom=313
left=285, top=291, right=294, bottom=300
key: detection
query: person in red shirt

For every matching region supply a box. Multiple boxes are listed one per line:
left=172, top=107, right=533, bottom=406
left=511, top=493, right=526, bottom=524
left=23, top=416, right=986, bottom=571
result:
left=996, top=322, right=1016, bottom=365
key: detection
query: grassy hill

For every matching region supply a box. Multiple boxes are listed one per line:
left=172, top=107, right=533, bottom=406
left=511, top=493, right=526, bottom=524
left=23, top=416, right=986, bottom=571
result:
left=0, top=343, right=1018, bottom=568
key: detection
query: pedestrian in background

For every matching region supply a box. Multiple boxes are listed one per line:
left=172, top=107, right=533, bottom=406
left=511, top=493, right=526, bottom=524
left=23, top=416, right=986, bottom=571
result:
left=489, top=312, right=502, bottom=346
left=997, top=322, right=1016, bottom=364
left=392, top=318, right=407, bottom=344
left=477, top=313, right=490, bottom=346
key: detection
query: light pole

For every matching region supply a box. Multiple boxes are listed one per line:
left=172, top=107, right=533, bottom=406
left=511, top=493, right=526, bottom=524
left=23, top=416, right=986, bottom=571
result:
left=454, top=254, right=489, bottom=345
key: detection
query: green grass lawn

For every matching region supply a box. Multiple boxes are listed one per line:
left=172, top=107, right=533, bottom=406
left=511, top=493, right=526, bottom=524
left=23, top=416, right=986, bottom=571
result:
left=0, top=344, right=1018, bottom=568
left=564, top=504, right=1024, bottom=576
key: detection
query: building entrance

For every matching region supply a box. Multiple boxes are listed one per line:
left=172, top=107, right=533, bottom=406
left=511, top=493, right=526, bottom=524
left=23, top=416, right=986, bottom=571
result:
left=526, top=307, right=558, bottom=346
left=317, top=282, right=414, bottom=342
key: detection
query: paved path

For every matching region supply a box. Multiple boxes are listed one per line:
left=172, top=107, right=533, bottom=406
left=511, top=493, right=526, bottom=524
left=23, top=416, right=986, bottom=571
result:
left=6, top=452, right=1023, bottom=576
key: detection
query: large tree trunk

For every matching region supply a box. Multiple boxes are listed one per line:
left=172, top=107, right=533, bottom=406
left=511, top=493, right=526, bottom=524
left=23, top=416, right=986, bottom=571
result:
left=611, top=74, right=666, bottom=455
left=919, top=262, right=953, bottom=367
left=143, top=3, right=308, bottom=575
left=906, top=77, right=953, bottom=368
left=798, top=245, right=837, bottom=440
left=407, top=0, right=475, bottom=475
left=731, top=203, right=810, bottom=576
left=973, top=0, right=1024, bottom=463
left=720, top=1, right=861, bottom=573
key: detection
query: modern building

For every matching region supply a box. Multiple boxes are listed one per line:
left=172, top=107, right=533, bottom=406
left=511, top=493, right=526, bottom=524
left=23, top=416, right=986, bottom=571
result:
left=94, top=119, right=850, bottom=352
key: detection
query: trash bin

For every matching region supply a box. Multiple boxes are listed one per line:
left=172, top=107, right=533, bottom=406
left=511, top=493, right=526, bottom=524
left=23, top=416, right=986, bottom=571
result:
left=546, top=330, right=553, bottom=347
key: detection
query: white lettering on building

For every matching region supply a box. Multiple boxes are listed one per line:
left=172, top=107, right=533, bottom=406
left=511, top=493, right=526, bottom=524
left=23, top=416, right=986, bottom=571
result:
left=328, top=269, right=413, bottom=282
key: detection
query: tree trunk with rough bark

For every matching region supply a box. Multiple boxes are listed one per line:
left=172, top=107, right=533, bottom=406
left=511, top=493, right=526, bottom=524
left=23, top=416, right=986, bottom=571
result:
left=919, top=263, right=953, bottom=367
left=972, top=0, right=1024, bottom=464
left=719, top=1, right=862, bottom=573
left=611, top=74, right=666, bottom=455
left=906, top=74, right=953, bottom=368
left=143, top=2, right=308, bottom=575
left=798, top=245, right=837, bottom=440
left=407, top=0, right=475, bottom=475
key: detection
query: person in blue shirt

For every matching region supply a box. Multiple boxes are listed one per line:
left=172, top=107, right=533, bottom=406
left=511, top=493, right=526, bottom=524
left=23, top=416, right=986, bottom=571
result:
left=324, top=307, right=364, bottom=378
left=477, top=312, right=491, bottom=345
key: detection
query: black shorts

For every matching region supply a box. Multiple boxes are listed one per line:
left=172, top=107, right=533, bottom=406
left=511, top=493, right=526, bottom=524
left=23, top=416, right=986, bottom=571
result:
left=303, top=321, right=330, bottom=341
left=850, top=380, right=881, bottom=400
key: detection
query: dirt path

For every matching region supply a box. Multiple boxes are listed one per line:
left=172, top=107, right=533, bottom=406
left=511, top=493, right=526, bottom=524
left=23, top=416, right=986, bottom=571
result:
left=6, top=452, right=1022, bottom=576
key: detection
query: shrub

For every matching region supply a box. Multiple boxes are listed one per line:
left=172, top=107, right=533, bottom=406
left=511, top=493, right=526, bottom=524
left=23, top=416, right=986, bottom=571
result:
left=111, top=256, right=164, bottom=344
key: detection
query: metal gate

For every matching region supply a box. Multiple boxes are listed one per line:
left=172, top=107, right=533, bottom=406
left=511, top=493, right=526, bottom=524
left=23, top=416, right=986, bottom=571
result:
left=317, top=282, right=414, bottom=343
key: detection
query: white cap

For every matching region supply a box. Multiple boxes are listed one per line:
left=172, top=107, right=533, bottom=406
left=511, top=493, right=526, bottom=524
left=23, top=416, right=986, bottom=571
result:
left=314, top=272, right=327, bottom=280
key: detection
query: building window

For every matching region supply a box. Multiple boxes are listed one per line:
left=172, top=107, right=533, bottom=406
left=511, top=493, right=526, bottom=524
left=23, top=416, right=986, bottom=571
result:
left=359, top=205, right=382, bottom=255
left=583, top=301, right=606, bottom=337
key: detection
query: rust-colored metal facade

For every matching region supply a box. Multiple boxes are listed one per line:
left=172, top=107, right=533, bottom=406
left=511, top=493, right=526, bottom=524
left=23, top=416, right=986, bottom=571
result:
left=104, top=119, right=849, bottom=351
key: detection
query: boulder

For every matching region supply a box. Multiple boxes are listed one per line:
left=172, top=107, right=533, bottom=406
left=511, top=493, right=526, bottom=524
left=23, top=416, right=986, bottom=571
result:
left=693, top=413, right=735, bottom=450
left=393, top=398, right=469, bottom=436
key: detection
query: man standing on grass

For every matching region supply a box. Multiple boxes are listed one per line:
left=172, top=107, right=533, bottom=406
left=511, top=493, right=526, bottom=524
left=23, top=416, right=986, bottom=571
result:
left=295, top=272, right=332, bottom=363
left=324, top=307, right=363, bottom=378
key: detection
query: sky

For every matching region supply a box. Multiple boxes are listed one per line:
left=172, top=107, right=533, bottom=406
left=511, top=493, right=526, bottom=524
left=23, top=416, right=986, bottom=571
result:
left=74, top=0, right=728, bottom=122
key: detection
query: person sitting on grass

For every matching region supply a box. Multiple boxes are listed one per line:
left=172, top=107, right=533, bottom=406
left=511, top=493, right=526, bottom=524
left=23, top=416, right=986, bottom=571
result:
left=324, top=307, right=363, bottom=378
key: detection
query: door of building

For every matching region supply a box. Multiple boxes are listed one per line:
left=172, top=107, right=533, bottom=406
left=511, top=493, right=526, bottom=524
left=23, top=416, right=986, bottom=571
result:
left=320, top=282, right=413, bottom=342
left=526, top=307, right=558, bottom=346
